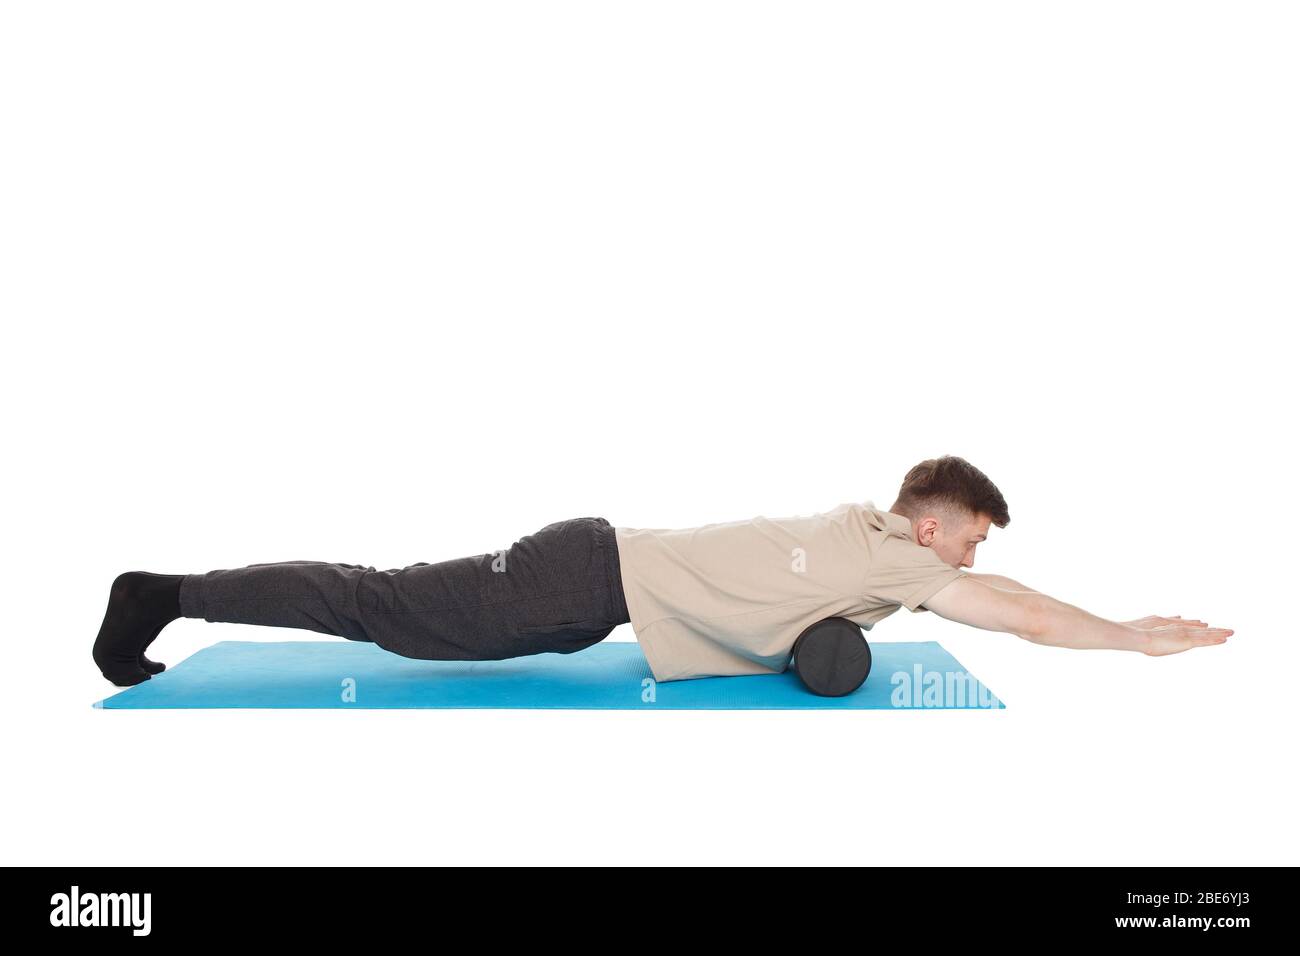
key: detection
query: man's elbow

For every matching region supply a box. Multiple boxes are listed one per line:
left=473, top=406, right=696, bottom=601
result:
left=1013, top=594, right=1053, bottom=645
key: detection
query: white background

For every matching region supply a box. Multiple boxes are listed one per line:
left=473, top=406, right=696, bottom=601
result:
left=2, top=1, right=1295, bottom=865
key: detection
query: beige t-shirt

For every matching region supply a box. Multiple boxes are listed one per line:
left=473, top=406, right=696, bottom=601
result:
left=613, top=501, right=967, bottom=682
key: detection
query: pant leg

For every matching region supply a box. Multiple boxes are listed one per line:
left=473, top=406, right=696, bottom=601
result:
left=179, top=560, right=375, bottom=642
left=354, top=516, right=629, bottom=660
left=177, top=516, right=630, bottom=663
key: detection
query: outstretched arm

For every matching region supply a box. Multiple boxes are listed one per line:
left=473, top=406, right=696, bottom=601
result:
left=966, top=573, right=1197, bottom=632
left=920, top=575, right=1233, bottom=656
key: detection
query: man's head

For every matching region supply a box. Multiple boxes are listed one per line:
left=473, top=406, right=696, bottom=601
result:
left=889, top=455, right=1010, bottom=569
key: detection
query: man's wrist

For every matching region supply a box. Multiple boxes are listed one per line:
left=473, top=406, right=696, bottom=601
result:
left=1116, top=622, right=1152, bottom=653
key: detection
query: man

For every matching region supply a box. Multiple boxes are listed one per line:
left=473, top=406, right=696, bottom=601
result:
left=92, top=456, right=1233, bottom=687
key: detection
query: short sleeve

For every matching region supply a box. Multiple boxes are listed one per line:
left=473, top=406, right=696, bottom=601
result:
left=864, top=535, right=967, bottom=612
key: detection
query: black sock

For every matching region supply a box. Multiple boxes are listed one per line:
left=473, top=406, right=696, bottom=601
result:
left=93, top=572, right=183, bottom=686
left=139, top=620, right=167, bottom=675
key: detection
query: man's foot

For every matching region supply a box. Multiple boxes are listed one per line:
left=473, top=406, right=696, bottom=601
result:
left=139, top=621, right=167, bottom=675
left=93, top=572, right=183, bottom=686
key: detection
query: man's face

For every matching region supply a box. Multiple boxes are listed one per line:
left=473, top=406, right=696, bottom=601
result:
left=910, top=510, right=992, bottom=569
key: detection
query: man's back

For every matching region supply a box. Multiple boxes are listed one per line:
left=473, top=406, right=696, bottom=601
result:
left=614, top=501, right=966, bottom=681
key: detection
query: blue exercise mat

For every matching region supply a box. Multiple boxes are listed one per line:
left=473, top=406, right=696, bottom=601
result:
left=93, top=640, right=1004, bottom=710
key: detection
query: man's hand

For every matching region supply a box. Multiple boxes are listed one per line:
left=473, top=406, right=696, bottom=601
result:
left=1135, top=619, right=1234, bottom=656
left=1123, top=614, right=1206, bottom=629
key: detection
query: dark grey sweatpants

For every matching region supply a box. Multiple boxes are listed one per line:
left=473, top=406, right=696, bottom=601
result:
left=178, top=516, right=631, bottom=661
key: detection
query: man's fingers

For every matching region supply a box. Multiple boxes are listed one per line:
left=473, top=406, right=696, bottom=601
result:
left=1146, top=624, right=1233, bottom=655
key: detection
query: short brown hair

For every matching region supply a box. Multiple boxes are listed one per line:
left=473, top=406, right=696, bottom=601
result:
left=890, top=455, right=1010, bottom=528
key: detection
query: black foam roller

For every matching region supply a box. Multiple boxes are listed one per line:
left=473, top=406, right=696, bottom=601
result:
left=791, top=617, right=872, bottom=697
